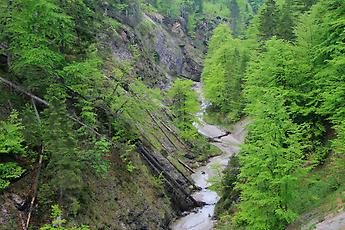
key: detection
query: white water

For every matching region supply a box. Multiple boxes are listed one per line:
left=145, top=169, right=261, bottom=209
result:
left=170, top=82, right=248, bottom=230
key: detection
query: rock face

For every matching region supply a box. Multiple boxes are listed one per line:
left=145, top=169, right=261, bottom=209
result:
left=102, top=3, right=204, bottom=84
left=139, top=15, right=203, bottom=81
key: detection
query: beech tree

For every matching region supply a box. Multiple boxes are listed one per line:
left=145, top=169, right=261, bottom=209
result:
left=235, top=90, right=306, bottom=229
left=0, top=111, right=25, bottom=190
left=4, top=0, right=75, bottom=92
left=202, top=24, right=248, bottom=122
left=168, top=79, right=199, bottom=141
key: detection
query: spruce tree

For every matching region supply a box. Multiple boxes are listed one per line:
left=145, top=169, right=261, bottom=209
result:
left=168, top=79, right=199, bottom=140
left=229, top=0, right=240, bottom=36
left=42, top=86, right=84, bottom=209
left=257, top=0, right=280, bottom=41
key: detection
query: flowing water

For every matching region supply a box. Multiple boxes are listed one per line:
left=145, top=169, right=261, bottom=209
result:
left=170, top=83, right=248, bottom=230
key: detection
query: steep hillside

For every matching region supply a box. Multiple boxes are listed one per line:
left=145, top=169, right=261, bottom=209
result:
left=0, top=1, right=215, bottom=229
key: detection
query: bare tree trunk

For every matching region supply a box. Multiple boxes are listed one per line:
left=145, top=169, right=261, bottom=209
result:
left=177, top=159, right=195, bottom=174
left=26, top=99, right=43, bottom=230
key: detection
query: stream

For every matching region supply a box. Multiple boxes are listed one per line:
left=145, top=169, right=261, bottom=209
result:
left=170, top=83, right=248, bottom=230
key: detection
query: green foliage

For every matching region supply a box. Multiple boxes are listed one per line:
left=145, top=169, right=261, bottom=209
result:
left=168, top=79, right=216, bottom=159
left=248, top=0, right=264, bottom=13
left=156, top=0, right=181, bottom=18
left=316, top=0, right=345, bottom=124
left=215, top=1, right=345, bottom=229
left=42, top=89, right=84, bottom=208
left=4, top=0, right=75, bottom=91
left=0, top=162, right=24, bottom=190
left=235, top=87, right=307, bottom=229
left=202, top=24, right=248, bottom=123
left=203, top=1, right=230, bottom=18
left=257, top=0, right=280, bottom=40
left=2, top=0, right=344, bottom=229
left=187, top=13, right=197, bottom=36
left=254, top=0, right=316, bottom=41
left=168, top=79, right=199, bottom=141
left=120, top=141, right=137, bottom=173
left=57, top=0, right=98, bottom=51
left=40, top=204, right=89, bottom=230
left=0, top=111, right=26, bottom=190
left=0, top=111, right=26, bottom=154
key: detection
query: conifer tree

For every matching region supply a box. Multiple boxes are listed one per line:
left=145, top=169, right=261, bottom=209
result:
left=316, top=0, right=345, bottom=181
left=235, top=85, right=306, bottom=229
left=194, top=0, right=203, bottom=13
left=42, top=86, right=84, bottom=209
left=276, top=2, right=295, bottom=41
left=229, top=0, right=240, bottom=36
left=248, top=0, right=264, bottom=13
left=257, top=0, right=280, bottom=41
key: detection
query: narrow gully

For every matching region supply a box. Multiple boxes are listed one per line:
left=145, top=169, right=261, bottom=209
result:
left=170, top=83, right=247, bottom=230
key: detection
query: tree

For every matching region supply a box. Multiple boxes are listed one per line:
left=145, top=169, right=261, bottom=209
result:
left=235, top=89, right=306, bottom=229
left=0, top=111, right=25, bottom=190
left=276, top=1, right=295, bottom=41
left=229, top=0, right=240, bottom=36
left=4, top=0, right=75, bottom=92
left=168, top=79, right=199, bottom=140
left=316, top=0, right=345, bottom=124
left=40, top=204, right=89, bottom=230
left=193, top=0, right=203, bottom=13
left=157, top=0, right=180, bottom=18
left=42, top=87, right=84, bottom=211
left=257, top=0, right=280, bottom=41
left=315, top=0, right=345, bottom=182
left=248, top=0, right=264, bottom=13
left=57, top=0, right=97, bottom=52
left=202, top=24, right=248, bottom=122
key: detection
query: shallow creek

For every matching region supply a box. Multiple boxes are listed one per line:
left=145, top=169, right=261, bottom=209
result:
left=170, top=82, right=247, bottom=230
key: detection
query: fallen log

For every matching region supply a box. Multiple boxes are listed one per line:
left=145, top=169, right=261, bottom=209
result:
left=177, top=159, right=195, bottom=174
left=0, top=76, right=103, bottom=137
left=207, top=137, right=223, bottom=143
left=165, top=157, right=197, bottom=190
left=137, top=145, right=199, bottom=208
left=159, top=120, right=191, bottom=150
left=145, top=110, right=177, bottom=150
left=212, top=131, right=230, bottom=139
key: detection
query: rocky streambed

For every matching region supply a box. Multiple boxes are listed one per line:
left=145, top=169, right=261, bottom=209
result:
left=170, top=83, right=248, bottom=230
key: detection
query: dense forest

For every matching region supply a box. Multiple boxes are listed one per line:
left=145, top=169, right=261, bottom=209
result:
left=0, top=0, right=344, bottom=229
